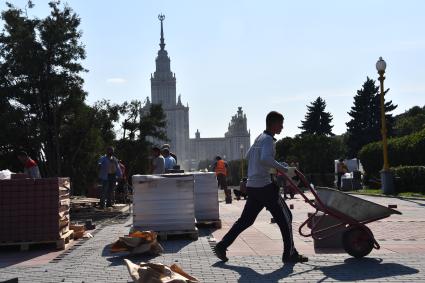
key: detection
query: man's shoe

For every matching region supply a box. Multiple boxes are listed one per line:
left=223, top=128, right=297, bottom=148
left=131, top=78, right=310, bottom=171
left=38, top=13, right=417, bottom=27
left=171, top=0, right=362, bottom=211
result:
left=283, top=253, right=308, bottom=263
left=213, top=244, right=228, bottom=262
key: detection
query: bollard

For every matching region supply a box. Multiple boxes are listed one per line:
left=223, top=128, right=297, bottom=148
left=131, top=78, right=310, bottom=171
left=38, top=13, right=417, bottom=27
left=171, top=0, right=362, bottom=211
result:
left=289, top=204, right=294, bottom=209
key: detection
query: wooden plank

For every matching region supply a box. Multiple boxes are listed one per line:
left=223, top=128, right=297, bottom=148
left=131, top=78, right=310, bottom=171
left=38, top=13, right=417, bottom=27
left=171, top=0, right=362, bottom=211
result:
left=196, top=219, right=222, bottom=229
left=156, top=228, right=199, bottom=241
left=0, top=230, right=74, bottom=251
left=70, top=198, right=99, bottom=205
left=56, top=230, right=74, bottom=249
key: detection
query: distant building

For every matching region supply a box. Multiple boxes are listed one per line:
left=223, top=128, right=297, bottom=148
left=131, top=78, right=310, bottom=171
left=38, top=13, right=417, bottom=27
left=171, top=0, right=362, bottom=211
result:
left=190, top=107, right=250, bottom=163
left=142, top=15, right=250, bottom=170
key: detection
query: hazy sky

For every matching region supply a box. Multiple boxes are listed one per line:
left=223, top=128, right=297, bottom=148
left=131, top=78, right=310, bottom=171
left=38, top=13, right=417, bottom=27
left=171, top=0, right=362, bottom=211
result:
left=2, top=1, right=425, bottom=142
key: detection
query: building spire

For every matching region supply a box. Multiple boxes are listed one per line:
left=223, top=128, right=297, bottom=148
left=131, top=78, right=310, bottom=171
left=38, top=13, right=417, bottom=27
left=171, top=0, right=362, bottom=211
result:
left=158, top=14, right=165, bottom=50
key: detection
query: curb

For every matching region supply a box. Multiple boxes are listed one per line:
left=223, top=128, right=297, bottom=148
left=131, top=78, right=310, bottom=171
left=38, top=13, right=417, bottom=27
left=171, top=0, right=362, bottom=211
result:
left=348, top=192, right=425, bottom=201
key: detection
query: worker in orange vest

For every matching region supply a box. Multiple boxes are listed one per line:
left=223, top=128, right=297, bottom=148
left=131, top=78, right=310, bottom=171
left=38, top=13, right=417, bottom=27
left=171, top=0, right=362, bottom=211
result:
left=212, top=156, right=231, bottom=204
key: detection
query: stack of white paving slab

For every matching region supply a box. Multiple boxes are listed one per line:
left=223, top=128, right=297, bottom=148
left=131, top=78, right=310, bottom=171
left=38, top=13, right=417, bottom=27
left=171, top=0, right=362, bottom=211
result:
left=192, top=172, right=221, bottom=228
left=132, top=174, right=198, bottom=240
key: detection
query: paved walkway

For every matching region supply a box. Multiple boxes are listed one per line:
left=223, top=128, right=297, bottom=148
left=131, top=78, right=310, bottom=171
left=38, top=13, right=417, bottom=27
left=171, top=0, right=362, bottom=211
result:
left=213, top=191, right=425, bottom=256
left=0, top=192, right=424, bottom=282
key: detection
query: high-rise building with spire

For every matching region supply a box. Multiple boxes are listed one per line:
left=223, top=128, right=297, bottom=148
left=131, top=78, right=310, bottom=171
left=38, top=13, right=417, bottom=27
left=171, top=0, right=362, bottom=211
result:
left=143, top=15, right=250, bottom=170
left=143, top=14, right=190, bottom=165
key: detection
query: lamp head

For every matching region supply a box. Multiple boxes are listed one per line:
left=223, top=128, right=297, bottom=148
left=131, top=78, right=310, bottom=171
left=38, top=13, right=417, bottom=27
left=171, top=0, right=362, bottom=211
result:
left=376, top=56, right=387, bottom=74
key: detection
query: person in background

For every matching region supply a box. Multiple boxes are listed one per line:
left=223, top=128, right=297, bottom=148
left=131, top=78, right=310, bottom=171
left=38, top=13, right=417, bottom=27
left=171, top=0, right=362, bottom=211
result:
left=151, top=147, right=165, bottom=174
left=276, top=162, right=294, bottom=199
left=115, top=160, right=128, bottom=203
left=161, top=144, right=178, bottom=164
left=17, top=151, right=41, bottom=178
left=162, top=148, right=176, bottom=171
left=234, top=177, right=248, bottom=200
left=336, top=158, right=348, bottom=190
left=98, top=146, right=122, bottom=208
left=213, top=111, right=308, bottom=263
left=212, top=156, right=231, bottom=204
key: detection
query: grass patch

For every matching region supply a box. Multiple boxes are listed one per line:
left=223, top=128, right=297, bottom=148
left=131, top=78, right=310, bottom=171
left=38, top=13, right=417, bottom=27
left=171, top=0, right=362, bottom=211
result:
left=349, top=188, right=425, bottom=198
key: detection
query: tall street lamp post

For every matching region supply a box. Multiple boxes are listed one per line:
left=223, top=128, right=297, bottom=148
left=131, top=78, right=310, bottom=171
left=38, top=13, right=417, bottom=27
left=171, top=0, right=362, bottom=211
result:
left=240, top=144, right=244, bottom=179
left=376, top=57, right=394, bottom=194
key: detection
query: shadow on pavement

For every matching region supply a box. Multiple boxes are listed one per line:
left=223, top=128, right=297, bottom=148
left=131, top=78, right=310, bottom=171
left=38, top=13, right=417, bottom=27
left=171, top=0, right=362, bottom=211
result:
left=101, top=244, right=160, bottom=266
left=401, top=198, right=425, bottom=207
left=158, top=239, right=195, bottom=254
left=106, top=253, right=159, bottom=267
left=309, top=257, right=419, bottom=282
left=0, top=243, right=65, bottom=268
left=213, top=257, right=419, bottom=282
left=212, top=261, right=295, bottom=282
left=101, top=239, right=194, bottom=266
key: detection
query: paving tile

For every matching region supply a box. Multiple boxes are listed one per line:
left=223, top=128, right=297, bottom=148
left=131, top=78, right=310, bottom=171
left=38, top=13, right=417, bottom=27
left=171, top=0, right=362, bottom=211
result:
left=0, top=191, right=425, bottom=282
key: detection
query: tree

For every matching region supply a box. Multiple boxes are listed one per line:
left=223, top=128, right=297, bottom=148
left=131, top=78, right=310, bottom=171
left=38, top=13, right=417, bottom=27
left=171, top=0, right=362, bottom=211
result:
left=346, top=77, right=397, bottom=158
left=0, top=2, right=170, bottom=194
left=60, top=100, right=120, bottom=194
left=0, top=1, right=87, bottom=176
left=394, top=105, right=425, bottom=137
left=276, top=135, right=343, bottom=174
left=299, top=97, right=334, bottom=136
left=116, top=103, right=168, bottom=179
left=275, top=137, right=295, bottom=162
left=275, top=134, right=345, bottom=186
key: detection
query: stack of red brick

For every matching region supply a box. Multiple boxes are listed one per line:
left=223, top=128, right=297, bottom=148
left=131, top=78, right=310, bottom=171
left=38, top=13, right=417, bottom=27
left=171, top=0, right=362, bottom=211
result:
left=0, top=177, right=70, bottom=243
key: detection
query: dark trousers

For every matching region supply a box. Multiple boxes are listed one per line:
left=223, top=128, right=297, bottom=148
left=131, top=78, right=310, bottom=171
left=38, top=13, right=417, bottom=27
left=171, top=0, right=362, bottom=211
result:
left=337, top=173, right=344, bottom=190
left=218, top=183, right=296, bottom=259
left=217, top=173, right=232, bottom=202
left=101, top=174, right=116, bottom=207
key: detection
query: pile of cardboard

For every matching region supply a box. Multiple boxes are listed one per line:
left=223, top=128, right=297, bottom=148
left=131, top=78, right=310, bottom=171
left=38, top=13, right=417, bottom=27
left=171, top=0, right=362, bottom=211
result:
left=111, top=230, right=163, bottom=255
left=125, top=259, right=199, bottom=283
left=0, top=177, right=70, bottom=242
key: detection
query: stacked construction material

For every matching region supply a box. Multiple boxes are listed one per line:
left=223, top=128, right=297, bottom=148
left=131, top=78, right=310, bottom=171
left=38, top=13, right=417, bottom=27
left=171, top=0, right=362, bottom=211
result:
left=132, top=174, right=195, bottom=232
left=192, top=172, right=219, bottom=221
left=0, top=178, right=70, bottom=243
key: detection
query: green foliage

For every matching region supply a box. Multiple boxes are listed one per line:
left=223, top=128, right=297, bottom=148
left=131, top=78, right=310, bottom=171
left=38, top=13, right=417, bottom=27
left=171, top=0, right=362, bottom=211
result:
left=0, top=1, right=87, bottom=176
left=226, top=159, right=247, bottom=186
left=276, top=135, right=344, bottom=187
left=275, top=137, right=294, bottom=162
left=139, top=104, right=168, bottom=141
left=393, top=166, right=425, bottom=194
left=346, top=77, right=397, bottom=158
left=0, top=2, right=168, bottom=195
left=299, top=97, right=334, bottom=136
left=60, top=101, right=119, bottom=194
left=276, top=134, right=344, bottom=174
left=359, top=128, right=425, bottom=176
left=394, top=105, right=425, bottom=137
left=116, top=103, right=168, bottom=179
left=333, top=134, right=348, bottom=159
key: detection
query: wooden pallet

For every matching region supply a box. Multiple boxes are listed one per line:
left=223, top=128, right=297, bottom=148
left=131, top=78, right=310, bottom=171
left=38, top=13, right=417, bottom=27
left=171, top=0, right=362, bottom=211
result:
left=157, top=228, right=199, bottom=241
left=0, top=230, right=74, bottom=251
left=70, top=197, right=100, bottom=205
left=196, top=219, right=222, bottom=229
